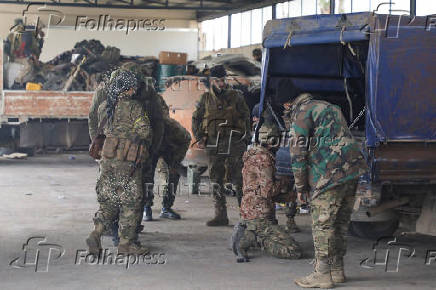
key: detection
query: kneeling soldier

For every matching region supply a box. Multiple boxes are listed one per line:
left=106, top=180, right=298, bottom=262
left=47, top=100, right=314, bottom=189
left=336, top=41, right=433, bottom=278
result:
left=234, top=121, right=303, bottom=261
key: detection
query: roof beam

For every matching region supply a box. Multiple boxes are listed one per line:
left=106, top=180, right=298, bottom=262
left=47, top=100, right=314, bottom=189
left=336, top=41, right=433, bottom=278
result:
left=0, top=0, right=229, bottom=10
left=197, top=0, right=290, bottom=21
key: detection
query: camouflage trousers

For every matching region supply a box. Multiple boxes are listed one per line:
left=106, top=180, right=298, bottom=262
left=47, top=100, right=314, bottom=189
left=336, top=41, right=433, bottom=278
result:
left=154, top=157, right=181, bottom=209
left=208, top=147, right=244, bottom=209
left=94, top=159, right=143, bottom=245
left=241, top=219, right=302, bottom=259
left=310, top=179, right=358, bottom=260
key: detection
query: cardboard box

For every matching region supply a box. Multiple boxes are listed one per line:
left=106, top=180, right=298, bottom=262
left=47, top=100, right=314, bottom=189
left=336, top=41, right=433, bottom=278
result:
left=159, top=51, right=188, bottom=65
left=26, top=82, right=42, bottom=91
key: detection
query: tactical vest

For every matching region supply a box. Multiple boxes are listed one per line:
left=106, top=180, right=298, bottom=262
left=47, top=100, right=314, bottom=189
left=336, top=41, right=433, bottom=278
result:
left=98, top=100, right=149, bottom=163
left=201, top=90, right=246, bottom=138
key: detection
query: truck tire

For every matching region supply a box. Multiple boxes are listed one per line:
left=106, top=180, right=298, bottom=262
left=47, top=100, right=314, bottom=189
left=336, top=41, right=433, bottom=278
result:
left=349, top=219, right=399, bottom=240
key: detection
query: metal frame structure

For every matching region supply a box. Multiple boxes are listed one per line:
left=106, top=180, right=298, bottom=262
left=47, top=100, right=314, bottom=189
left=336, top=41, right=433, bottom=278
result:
left=0, top=1, right=419, bottom=18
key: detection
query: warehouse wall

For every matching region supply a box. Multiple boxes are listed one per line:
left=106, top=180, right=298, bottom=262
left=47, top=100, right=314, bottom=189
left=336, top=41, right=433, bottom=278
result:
left=199, top=44, right=262, bottom=60
left=0, top=4, right=198, bottom=61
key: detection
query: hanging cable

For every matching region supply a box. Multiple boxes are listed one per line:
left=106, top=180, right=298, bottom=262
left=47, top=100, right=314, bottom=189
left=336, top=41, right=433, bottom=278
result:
left=344, top=78, right=353, bottom=123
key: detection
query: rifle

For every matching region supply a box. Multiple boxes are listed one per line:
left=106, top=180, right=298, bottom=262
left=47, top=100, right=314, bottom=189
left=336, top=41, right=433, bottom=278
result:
left=63, top=55, right=86, bottom=91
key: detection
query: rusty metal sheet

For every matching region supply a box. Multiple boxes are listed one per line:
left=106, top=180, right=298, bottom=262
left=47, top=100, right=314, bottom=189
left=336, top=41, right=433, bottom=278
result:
left=162, top=77, right=205, bottom=165
left=2, top=91, right=94, bottom=120
left=375, top=143, right=436, bottom=182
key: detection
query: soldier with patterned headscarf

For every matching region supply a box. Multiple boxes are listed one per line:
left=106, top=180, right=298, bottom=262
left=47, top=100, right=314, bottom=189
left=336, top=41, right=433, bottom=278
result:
left=86, top=70, right=152, bottom=255
left=287, top=93, right=368, bottom=288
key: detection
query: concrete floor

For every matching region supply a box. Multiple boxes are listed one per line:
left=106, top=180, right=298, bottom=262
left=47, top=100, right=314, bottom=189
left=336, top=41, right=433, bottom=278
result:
left=1, top=153, right=435, bottom=290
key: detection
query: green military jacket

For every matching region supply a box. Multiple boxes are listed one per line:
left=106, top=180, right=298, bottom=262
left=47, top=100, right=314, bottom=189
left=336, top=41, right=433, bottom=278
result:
left=88, top=73, right=167, bottom=156
left=288, top=93, right=368, bottom=199
left=192, top=88, right=251, bottom=146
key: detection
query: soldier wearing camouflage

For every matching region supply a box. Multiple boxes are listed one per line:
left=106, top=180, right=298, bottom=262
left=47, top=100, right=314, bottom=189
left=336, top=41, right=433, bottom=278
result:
left=239, top=123, right=302, bottom=260
left=192, top=65, right=251, bottom=226
left=86, top=70, right=152, bottom=255
left=287, top=93, right=368, bottom=288
left=88, top=63, right=167, bottom=225
left=154, top=118, right=191, bottom=219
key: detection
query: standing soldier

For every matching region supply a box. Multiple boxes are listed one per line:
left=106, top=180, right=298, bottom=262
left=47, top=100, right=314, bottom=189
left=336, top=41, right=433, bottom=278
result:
left=86, top=70, right=152, bottom=255
left=88, top=62, right=167, bottom=225
left=4, top=18, right=44, bottom=88
left=287, top=93, right=368, bottom=288
left=192, top=65, right=251, bottom=226
left=233, top=121, right=303, bottom=260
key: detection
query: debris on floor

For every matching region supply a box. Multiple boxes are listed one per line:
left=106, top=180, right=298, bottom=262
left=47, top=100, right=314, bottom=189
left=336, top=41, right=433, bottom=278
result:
left=2, top=152, right=28, bottom=159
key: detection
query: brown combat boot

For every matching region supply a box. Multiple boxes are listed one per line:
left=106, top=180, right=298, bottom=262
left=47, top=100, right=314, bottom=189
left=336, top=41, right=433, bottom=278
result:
left=286, top=217, right=301, bottom=233
left=86, top=223, right=104, bottom=255
left=118, top=242, right=150, bottom=255
left=206, top=204, right=229, bottom=226
left=331, top=256, right=345, bottom=283
left=294, top=258, right=334, bottom=289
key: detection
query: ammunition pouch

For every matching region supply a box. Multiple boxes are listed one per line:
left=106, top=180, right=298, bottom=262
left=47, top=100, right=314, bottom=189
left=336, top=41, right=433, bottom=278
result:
left=102, top=137, right=148, bottom=163
left=102, top=136, right=119, bottom=159
left=89, top=134, right=106, bottom=160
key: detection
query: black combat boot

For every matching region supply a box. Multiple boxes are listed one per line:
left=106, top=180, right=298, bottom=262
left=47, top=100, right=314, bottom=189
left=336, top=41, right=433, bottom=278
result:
left=160, top=208, right=181, bottom=219
left=143, top=206, right=152, bottom=221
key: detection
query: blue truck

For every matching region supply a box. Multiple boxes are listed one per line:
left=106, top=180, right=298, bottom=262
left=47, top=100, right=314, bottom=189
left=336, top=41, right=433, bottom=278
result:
left=261, top=12, right=436, bottom=239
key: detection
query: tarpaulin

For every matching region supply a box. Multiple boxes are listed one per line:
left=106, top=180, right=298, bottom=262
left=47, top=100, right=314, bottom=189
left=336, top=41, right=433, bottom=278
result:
left=263, top=12, right=370, bottom=48
left=365, top=14, right=436, bottom=145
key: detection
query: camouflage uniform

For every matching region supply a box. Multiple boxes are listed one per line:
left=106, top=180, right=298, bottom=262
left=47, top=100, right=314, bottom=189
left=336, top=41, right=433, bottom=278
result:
left=94, top=91, right=152, bottom=247
left=192, top=87, right=250, bottom=224
left=88, top=65, right=166, bottom=220
left=155, top=118, right=191, bottom=210
left=240, top=145, right=302, bottom=259
left=288, top=93, right=368, bottom=287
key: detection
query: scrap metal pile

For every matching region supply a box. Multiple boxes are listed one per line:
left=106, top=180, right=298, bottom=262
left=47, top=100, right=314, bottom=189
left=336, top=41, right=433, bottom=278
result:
left=165, top=54, right=262, bottom=111
left=20, top=39, right=159, bottom=91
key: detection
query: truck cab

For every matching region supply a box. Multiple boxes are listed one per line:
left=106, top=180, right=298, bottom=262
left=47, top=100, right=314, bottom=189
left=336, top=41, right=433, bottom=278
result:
left=260, top=12, right=436, bottom=238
